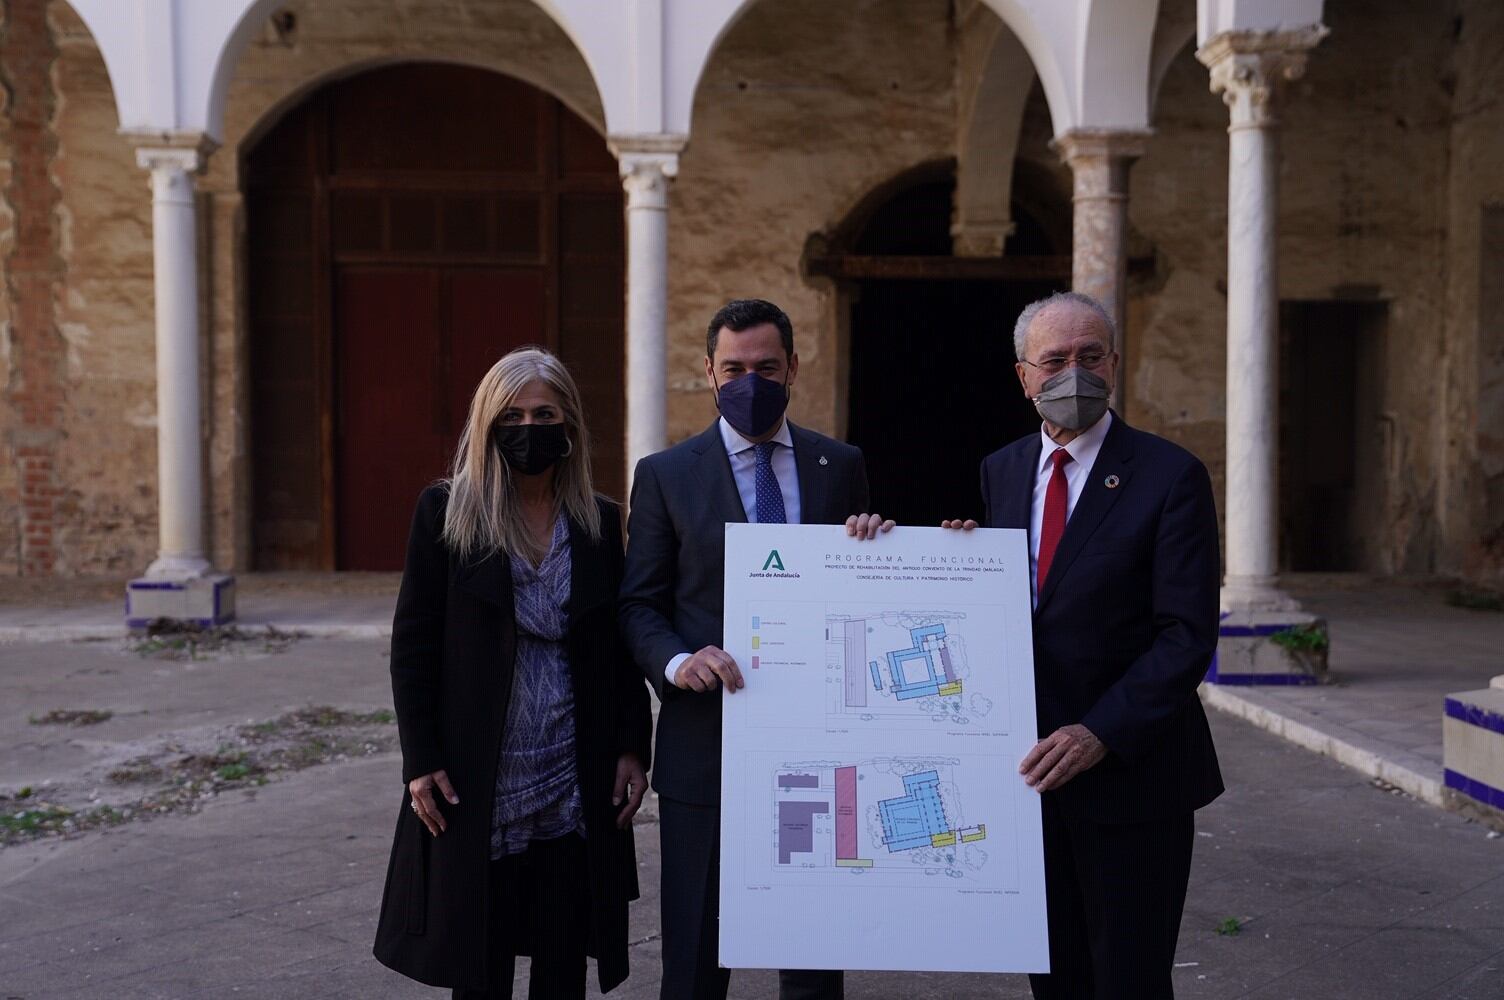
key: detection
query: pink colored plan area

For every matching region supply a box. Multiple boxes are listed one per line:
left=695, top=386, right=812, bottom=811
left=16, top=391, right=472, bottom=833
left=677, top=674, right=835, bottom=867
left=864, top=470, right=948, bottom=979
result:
left=835, top=766, right=858, bottom=860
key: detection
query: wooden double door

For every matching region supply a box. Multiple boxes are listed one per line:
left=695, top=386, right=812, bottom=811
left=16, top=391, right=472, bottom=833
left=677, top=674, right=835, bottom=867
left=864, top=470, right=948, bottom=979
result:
left=247, top=64, right=624, bottom=570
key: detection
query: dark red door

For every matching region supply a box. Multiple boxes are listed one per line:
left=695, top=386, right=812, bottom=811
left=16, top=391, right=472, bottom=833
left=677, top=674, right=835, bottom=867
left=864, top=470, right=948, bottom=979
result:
left=334, top=267, right=543, bottom=570
left=246, top=64, right=624, bottom=571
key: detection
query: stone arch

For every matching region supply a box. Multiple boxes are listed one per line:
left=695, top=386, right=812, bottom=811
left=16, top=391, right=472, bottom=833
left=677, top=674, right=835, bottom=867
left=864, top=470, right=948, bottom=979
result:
left=954, top=5, right=1038, bottom=257
left=683, top=0, right=1076, bottom=138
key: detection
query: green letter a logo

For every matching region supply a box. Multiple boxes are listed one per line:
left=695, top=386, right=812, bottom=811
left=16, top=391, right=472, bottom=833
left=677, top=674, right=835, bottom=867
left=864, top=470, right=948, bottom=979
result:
left=762, top=550, right=785, bottom=572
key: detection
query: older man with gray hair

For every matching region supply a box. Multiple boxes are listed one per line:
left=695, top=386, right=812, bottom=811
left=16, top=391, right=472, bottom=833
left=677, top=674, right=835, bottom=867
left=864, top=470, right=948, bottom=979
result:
left=947, top=290, right=1224, bottom=998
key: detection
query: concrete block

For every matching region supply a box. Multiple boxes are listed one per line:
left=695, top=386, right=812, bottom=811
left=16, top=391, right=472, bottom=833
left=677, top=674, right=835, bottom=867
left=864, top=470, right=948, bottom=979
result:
left=1442, top=686, right=1504, bottom=832
left=1208, top=611, right=1328, bottom=686
left=125, top=574, right=236, bottom=628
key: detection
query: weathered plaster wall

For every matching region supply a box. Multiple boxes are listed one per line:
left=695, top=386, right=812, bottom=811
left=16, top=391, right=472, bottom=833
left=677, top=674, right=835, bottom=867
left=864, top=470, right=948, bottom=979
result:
left=4, top=0, right=1501, bottom=582
left=664, top=0, right=959, bottom=444
left=1442, top=0, right=1504, bottom=583
left=1126, top=0, right=1458, bottom=575
left=0, top=1, right=144, bottom=577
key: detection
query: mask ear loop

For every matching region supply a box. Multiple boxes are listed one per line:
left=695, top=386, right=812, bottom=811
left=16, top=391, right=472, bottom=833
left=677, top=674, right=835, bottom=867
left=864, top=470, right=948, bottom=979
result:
left=562, top=436, right=574, bottom=458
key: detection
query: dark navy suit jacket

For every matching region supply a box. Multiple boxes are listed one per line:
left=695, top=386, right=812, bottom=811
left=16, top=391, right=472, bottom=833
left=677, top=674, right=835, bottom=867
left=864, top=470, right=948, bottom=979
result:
left=619, top=420, right=870, bottom=806
left=982, top=414, right=1224, bottom=824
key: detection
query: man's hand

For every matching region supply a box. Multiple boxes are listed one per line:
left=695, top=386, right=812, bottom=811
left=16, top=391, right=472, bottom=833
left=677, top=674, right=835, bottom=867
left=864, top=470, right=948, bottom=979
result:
left=1019, top=724, right=1106, bottom=792
left=408, top=768, right=459, bottom=837
left=940, top=519, right=978, bottom=530
left=674, top=645, right=745, bottom=693
left=845, top=513, right=896, bottom=540
left=613, top=752, right=649, bottom=828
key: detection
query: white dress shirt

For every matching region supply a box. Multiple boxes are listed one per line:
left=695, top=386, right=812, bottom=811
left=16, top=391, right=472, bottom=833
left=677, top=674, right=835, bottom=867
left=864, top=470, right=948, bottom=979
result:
left=1029, top=410, right=1112, bottom=602
left=665, top=417, right=802, bottom=683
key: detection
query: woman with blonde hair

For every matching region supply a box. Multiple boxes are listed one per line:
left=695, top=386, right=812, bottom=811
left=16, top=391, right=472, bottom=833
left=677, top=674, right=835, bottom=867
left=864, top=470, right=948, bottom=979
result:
left=374, top=346, right=651, bottom=998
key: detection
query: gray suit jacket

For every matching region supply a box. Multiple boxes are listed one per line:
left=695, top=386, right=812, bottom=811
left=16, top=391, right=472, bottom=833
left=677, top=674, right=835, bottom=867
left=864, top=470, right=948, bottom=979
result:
left=618, top=420, right=870, bottom=804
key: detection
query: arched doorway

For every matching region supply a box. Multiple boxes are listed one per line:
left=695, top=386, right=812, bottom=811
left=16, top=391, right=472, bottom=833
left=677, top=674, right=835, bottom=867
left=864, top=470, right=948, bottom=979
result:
left=245, top=63, right=624, bottom=571
left=831, top=167, right=1068, bottom=526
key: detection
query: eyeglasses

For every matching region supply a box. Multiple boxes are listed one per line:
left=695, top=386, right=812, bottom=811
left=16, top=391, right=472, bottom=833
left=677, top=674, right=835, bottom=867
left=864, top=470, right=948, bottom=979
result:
left=1020, top=352, right=1111, bottom=377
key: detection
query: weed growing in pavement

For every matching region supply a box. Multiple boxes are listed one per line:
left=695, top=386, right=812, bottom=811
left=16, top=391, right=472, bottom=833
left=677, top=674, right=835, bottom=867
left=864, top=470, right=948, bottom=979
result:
left=1217, top=917, right=1242, bottom=936
left=106, top=760, right=165, bottom=784
left=2, top=704, right=398, bottom=847
left=1446, top=588, right=1503, bottom=612
left=126, top=620, right=308, bottom=660
left=29, top=709, right=114, bottom=726
left=1269, top=623, right=1329, bottom=654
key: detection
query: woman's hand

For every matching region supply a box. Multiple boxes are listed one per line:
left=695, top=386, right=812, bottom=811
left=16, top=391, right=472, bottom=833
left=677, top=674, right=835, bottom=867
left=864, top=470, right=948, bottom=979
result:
left=613, top=752, right=648, bottom=829
left=408, top=769, right=458, bottom=837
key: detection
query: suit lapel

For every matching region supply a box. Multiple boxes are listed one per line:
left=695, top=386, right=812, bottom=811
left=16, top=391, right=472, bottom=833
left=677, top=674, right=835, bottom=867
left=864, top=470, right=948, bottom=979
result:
left=1035, top=416, right=1135, bottom=612
left=691, top=422, right=748, bottom=524
left=789, top=423, right=830, bottom=525
left=997, top=437, right=1041, bottom=530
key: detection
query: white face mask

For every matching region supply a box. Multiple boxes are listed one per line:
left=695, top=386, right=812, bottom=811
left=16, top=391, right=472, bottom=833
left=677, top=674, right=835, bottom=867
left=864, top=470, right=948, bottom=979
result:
left=1032, top=367, right=1110, bottom=430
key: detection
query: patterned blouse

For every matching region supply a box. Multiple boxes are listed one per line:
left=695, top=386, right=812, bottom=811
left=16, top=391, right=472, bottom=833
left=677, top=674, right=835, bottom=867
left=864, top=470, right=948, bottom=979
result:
left=490, top=515, right=584, bottom=859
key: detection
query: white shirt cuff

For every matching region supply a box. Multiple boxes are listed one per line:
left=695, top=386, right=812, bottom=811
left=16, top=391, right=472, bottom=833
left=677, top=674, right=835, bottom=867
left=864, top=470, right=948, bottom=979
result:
left=665, top=652, right=692, bottom=685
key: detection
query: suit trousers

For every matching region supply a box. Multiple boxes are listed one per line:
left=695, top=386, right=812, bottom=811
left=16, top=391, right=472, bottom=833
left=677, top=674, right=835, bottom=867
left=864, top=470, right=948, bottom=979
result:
left=659, top=797, right=844, bottom=1000
left=1028, top=795, right=1195, bottom=1000
left=452, top=833, right=589, bottom=1000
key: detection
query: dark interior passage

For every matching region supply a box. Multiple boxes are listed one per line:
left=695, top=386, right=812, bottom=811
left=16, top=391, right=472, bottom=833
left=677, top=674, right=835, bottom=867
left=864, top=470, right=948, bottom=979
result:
left=846, top=179, right=1063, bottom=527
left=1279, top=300, right=1389, bottom=572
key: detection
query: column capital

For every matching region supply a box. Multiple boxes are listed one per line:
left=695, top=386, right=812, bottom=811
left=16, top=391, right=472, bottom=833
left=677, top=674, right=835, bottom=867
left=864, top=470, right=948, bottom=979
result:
left=611, top=133, right=687, bottom=211
left=1197, top=26, right=1328, bottom=129
left=1050, top=127, right=1153, bottom=168
left=130, top=131, right=218, bottom=173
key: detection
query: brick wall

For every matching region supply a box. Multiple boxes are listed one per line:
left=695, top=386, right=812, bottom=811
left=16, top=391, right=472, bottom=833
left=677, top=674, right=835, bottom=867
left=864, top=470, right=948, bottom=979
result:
left=0, top=0, right=64, bottom=575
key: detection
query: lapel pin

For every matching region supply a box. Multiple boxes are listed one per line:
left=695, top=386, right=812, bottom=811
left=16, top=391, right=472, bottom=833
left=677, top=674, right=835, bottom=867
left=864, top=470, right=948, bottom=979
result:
left=1104, top=475, right=1121, bottom=489
left=819, top=456, right=829, bottom=466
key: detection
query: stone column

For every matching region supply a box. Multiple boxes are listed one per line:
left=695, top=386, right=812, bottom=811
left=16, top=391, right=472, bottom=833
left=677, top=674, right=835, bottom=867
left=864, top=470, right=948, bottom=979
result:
left=1053, top=129, right=1151, bottom=414
left=1199, top=28, right=1326, bottom=614
left=127, top=142, right=235, bottom=625
left=612, top=136, right=685, bottom=485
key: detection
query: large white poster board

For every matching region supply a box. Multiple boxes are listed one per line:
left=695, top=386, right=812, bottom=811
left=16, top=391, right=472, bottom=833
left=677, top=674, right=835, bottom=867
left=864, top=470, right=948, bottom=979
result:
left=719, top=524, right=1048, bottom=974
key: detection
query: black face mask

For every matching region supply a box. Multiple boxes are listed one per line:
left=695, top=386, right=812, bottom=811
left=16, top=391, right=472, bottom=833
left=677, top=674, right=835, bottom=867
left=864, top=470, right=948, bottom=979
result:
left=491, top=423, right=570, bottom=476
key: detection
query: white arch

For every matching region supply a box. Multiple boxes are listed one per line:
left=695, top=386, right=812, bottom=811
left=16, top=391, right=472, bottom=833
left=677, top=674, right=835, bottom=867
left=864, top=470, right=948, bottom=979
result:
left=954, top=12, right=1037, bottom=256
left=1076, top=0, right=1159, bottom=129
left=65, top=0, right=615, bottom=144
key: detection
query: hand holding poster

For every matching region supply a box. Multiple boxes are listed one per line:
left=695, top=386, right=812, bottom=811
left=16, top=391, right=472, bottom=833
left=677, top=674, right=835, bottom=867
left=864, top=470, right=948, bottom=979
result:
left=719, top=524, right=1048, bottom=974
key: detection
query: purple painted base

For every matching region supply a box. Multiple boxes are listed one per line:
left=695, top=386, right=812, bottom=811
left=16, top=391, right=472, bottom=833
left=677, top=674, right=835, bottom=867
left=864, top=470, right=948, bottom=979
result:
left=1445, top=768, right=1504, bottom=812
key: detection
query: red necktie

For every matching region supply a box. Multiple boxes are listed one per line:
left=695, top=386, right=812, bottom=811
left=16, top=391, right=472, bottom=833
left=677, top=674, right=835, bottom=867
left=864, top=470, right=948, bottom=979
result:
left=1036, top=448, right=1072, bottom=591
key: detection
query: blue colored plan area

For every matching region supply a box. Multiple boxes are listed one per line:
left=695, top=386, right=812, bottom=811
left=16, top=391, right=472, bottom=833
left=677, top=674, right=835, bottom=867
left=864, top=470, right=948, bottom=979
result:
left=878, top=770, right=950, bottom=852
left=883, top=624, right=949, bottom=700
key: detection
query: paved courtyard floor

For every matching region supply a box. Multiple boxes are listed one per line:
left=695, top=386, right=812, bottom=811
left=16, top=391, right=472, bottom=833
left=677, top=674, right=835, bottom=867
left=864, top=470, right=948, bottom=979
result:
left=0, top=577, right=1497, bottom=998
left=0, top=625, right=1500, bottom=999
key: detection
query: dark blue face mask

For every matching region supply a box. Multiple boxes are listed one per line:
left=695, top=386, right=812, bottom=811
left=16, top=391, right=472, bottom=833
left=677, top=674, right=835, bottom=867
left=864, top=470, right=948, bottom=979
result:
left=715, top=371, right=789, bottom=439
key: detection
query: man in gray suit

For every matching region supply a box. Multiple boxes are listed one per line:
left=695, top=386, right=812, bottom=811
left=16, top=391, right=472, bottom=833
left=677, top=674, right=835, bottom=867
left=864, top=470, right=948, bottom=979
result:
left=620, top=299, right=887, bottom=1000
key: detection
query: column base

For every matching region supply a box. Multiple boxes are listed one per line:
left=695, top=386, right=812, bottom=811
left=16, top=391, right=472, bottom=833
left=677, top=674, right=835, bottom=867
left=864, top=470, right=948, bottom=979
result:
left=1443, top=685, right=1504, bottom=833
left=1207, top=609, right=1327, bottom=686
left=126, top=574, right=236, bottom=629
left=1220, top=574, right=1301, bottom=613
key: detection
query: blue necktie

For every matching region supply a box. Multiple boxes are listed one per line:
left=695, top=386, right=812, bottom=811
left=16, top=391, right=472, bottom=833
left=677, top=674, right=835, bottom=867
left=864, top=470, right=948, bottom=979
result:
left=754, top=441, right=787, bottom=524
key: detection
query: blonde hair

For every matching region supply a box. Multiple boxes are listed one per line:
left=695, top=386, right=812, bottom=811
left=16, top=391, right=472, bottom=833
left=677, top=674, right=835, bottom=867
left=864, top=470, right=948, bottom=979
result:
left=442, top=347, right=602, bottom=564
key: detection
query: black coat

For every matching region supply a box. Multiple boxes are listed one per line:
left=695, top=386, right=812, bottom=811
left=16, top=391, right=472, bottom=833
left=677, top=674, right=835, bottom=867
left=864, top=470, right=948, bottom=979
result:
left=373, top=485, right=653, bottom=993
left=980, top=415, right=1224, bottom=823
